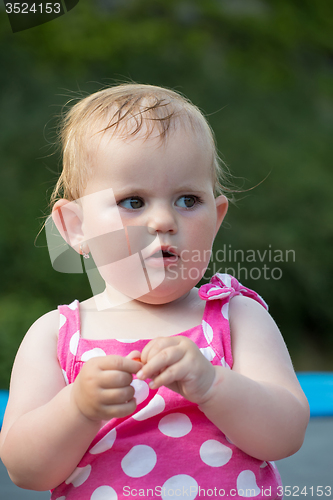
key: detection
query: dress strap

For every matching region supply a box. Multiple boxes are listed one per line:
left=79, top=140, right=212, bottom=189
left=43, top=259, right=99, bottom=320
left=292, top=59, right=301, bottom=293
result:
left=57, top=300, right=80, bottom=385
left=198, top=274, right=268, bottom=370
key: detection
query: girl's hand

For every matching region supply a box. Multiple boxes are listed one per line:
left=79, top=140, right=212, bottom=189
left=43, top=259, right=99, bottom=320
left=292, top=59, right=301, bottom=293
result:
left=72, top=354, right=142, bottom=422
left=136, top=337, right=215, bottom=405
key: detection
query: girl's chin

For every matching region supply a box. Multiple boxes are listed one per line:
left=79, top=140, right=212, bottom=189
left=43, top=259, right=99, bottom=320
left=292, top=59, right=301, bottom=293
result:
left=135, top=290, right=188, bottom=305
left=99, top=264, right=205, bottom=305
left=133, top=276, right=198, bottom=305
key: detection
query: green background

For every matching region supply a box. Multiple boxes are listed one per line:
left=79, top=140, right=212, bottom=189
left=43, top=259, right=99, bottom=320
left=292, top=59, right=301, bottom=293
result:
left=0, top=0, right=332, bottom=388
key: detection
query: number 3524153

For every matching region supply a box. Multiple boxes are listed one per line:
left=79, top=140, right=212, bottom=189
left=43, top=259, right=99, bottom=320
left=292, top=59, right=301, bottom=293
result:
left=277, top=486, right=332, bottom=497
left=5, top=3, right=61, bottom=14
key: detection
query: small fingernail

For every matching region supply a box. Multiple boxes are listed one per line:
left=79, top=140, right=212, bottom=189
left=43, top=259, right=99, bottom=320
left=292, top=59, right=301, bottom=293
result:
left=149, top=381, right=156, bottom=389
left=136, top=370, right=144, bottom=379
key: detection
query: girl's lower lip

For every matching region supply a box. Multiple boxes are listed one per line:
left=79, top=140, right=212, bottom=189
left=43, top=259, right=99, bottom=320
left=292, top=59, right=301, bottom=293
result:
left=144, top=256, right=179, bottom=268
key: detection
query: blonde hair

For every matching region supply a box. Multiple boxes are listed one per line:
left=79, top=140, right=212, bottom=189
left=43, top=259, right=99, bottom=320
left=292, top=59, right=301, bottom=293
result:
left=50, top=83, right=228, bottom=207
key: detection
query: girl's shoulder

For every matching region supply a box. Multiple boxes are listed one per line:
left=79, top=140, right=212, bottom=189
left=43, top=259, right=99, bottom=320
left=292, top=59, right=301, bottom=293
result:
left=26, top=308, right=60, bottom=342
left=31, top=300, right=80, bottom=343
left=13, top=309, right=62, bottom=366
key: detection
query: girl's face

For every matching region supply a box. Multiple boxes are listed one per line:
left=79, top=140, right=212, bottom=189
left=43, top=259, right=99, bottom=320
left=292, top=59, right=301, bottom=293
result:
left=80, top=126, right=228, bottom=304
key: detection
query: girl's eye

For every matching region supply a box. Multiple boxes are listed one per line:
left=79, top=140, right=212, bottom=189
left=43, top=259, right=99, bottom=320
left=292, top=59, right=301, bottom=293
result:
left=118, top=197, right=144, bottom=210
left=176, top=195, right=201, bottom=209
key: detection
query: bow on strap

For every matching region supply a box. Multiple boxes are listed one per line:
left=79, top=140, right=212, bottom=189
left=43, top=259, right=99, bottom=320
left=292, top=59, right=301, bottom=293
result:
left=198, top=273, right=268, bottom=310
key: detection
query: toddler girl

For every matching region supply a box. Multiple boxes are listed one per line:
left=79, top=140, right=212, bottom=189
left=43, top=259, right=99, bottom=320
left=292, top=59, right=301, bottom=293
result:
left=0, top=84, right=309, bottom=500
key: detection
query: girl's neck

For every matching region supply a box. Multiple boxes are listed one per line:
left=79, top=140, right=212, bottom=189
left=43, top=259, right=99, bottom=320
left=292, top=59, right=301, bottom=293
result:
left=79, top=286, right=205, bottom=341
left=96, top=285, right=194, bottom=313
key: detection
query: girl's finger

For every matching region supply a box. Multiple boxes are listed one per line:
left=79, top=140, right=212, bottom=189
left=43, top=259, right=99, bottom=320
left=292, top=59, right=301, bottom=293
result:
left=137, top=345, right=184, bottom=381
left=100, top=385, right=135, bottom=406
left=126, top=350, right=142, bottom=361
left=98, top=354, right=142, bottom=374
left=148, top=361, right=188, bottom=390
left=99, top=369, right=133, bottom=389
left=101, top=399, right=138, bottom=420
left=140, top=337, right=180, bottom=364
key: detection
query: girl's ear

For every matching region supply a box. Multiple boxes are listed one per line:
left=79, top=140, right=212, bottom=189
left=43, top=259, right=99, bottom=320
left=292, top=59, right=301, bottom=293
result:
left=214, top=195, right=228, bottom=236
left=52, top=199, right=85, bottom=254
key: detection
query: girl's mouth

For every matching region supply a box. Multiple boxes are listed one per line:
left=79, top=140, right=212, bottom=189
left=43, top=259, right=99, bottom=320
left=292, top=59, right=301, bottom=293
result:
left=145, top=248, right=179, bottom=267
left=162, top=250, right=177, bottom=258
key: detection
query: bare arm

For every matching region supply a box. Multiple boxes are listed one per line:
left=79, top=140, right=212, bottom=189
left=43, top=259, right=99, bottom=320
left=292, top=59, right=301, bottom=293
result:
left=0, top=311, right=141, bottom=491
left=198, top=295, right=310, bottom=461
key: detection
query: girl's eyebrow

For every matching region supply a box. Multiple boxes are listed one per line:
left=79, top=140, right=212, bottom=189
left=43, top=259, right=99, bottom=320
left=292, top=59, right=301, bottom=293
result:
left=114, top=187, right=146, bottom=198
left=173, top=185, right=207, bottom=193
left=115, top=189, right=208, bottom=202
left=114, top=185, right=207, bottom=197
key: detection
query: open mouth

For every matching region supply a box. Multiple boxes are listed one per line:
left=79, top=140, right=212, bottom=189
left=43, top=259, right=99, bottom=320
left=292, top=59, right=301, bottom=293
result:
left=162, top=250, right=177, bottom=258
left=149, top=250, right=177, bottom=258
left=145, top=248, right=179, bottom=267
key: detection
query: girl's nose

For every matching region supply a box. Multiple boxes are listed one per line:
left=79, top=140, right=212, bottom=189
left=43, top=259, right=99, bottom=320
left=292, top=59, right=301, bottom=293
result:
left=146, top=203, right=178, bottom=234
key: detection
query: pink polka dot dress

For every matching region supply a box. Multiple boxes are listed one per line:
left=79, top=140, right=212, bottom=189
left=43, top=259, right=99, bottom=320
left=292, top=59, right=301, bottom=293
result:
left=52, top=274, right=282, bottom=499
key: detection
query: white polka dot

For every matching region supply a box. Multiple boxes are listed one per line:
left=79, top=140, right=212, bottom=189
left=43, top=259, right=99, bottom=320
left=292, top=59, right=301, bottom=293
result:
left=237, top=470, right=260, bottom=497
left=221, top=302, right=229, bottom=320
left=90, top=485, right=118, bottom=500
left=81, top=348, right=106, bottom=362
left=200, top=346, right=216, bottom=361
left=69, top=331, right=80, bottom=355
left=59, top=314, right=67, bottom=329
left=269, top=461, right=276, bottom=468
left=68, top=300, right=78, bottom=310
left=115, top=338, right=139, bottom=343
left=65, top=464, right=91, bottom=487
left=62, top=369, right=69, bottom=385
left=90, top=428, right=117, bottom=454
left=131, top=379, right=149, bottom=405
left=132, top=394, right=165, bottom=421
left=260, top=461, right=268, bottom=468
left=208, top=286, right=222, bottom=294
left=162, top=475, right=198, bottom=500
left=202, top=320, right=213, bottom=344
left=121, top=445, right=156, bottom=478
left=158, top=413, right=192, bottom=437
left=55, top=497, right=66, bottom=500
left=200, top=439, right=232, bottom=467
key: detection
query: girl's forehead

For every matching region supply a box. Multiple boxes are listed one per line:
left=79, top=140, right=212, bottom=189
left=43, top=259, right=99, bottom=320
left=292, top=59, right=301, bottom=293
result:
left=81, top=126, right=215, bottom=197
left=78, top=118, right=216, bottom=198
left=89, top=120, right=213, bottom=158
left=95, top=128, right=212, bottom=175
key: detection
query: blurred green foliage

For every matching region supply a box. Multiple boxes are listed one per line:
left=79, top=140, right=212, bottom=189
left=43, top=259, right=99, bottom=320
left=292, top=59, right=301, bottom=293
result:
left=0, top=0, right=332, bottom=387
